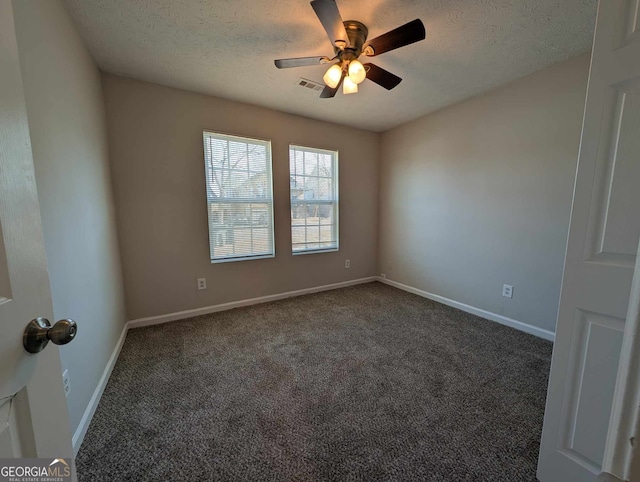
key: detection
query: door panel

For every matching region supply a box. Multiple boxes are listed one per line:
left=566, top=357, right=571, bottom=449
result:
left=538, top=1, right=640, bottom=480
left=566, top=312, right=624, bottom=468
left=585, top=86, right=640, bottom=265
left=0, top=0, right=72, bottom=460
left=0, top=0, right=45, bottom=402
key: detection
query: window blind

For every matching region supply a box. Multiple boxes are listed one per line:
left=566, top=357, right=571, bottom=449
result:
left=289, top=145, right=339, bottom=254
left=203, top=131, right=274, bottom=262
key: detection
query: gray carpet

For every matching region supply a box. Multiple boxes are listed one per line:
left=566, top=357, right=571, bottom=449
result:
left=77, top=282, right=552, bottom=481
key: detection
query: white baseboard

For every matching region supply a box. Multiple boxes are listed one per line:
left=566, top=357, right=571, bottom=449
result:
left=377, top=277, right=555, bottom=342
left=72, top=322, right=128, bottom=454
left=128, top=276, right=377, bottom=329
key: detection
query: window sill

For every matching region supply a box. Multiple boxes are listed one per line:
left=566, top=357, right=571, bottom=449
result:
left=210, top=253, right=275, bottom=264
left=292, top=248, right=339, bottom=256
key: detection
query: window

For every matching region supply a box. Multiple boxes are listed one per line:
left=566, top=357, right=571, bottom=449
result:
left=203, top=131, right=274, bottom=262
left=289, top=145, right=338, bottom=254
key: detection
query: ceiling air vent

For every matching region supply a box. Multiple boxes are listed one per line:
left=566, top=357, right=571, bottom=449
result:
left=296, top=78, right=324, bottom=92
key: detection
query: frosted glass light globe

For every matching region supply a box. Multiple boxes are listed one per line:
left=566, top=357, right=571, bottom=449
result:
left=348, top=60, right=366, bottom=84
left=323, top=64, right=343, bottom=88
left=343, top=76, right=358, bottom=94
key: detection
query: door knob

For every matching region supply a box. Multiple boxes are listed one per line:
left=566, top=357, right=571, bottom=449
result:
left=23, top=317, right=77, bottom=354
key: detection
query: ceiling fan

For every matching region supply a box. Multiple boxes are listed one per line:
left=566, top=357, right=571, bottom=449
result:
left=274, top=0, right=426, bottom=98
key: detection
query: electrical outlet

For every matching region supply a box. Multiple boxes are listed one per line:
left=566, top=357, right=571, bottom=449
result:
left=345, top=259, right=350, bottom=268
left=62, top=370, right=70, bottom=398
left=502, top=284, right=513, bottom=298
left=380, top=273, right=387, bottom=279
left=197, top=278, right=207, bottom=290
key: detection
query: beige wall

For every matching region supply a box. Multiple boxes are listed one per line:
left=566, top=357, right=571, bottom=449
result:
left=102, top=75, right=379, bottom=320
left=13, top=0, right=127, bottom=439
left=378, top=54, right=590, bottom=333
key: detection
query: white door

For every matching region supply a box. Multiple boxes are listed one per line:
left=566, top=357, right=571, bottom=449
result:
left=0, top=0, right=73, bottom=461
left=538, top=0, right=640, bottom=480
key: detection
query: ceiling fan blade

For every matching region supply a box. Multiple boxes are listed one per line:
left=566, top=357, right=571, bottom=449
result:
left=319, top=72, right=345, bottom=98
left=274, top=56, right=330, bottom=69
left=364, top=19, right=425, bottom=56
left=364, top=63, right=402, bottom=90
left=310, top=0, right=349, bottom=48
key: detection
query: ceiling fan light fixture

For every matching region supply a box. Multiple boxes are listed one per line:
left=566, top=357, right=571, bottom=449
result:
left=273, top=1, right=426, bottom=99
left=323, top=63, right=343, bottom=88
left=348, top=60, right=366, bottom=84
left=343, top=75, right=358, bottom=94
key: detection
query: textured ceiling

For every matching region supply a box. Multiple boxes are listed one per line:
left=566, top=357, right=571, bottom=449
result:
left=62, top=0, right=597, bottom=132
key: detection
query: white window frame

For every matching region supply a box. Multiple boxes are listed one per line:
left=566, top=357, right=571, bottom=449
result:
left=203, top=130, right=275, bottom=263
left=289, top=144, right=339, bottom=255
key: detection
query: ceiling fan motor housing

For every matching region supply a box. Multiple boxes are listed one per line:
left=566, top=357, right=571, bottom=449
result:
left=336, top=20, right=369, bottom=61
